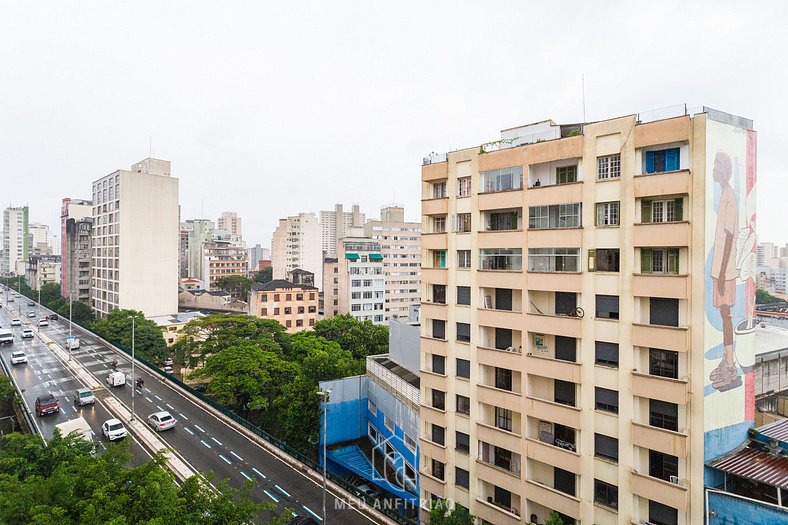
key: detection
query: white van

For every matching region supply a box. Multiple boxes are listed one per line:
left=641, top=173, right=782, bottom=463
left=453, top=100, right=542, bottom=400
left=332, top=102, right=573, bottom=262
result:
left=106, top=371, right=126, bottom=387
left=0, top=328, right=13, bottom=345
left=55, top=417, right=95, bottom=442
left=66, top=336, right=80, bottom=350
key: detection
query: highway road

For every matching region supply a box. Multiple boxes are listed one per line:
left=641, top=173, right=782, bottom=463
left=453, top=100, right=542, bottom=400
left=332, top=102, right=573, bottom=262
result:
left=0, top=289, right=378, bottom=524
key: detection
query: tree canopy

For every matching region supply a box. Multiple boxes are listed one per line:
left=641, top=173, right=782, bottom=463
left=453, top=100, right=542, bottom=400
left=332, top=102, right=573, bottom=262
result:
left=92, top=309, right=168, bottom=363
left=312, top=314, right=389, bottom=359
left=757, top=288, right=784, bottom=305
left=214, top=275, right=253, bottom=302
left=252, top=267, right=273, bottom=284
left=428, top=501, right=475, bottom=525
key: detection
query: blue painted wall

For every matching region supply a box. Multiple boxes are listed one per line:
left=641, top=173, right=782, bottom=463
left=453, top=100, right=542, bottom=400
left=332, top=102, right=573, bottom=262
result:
left=708, top=490, right=788, bottom=524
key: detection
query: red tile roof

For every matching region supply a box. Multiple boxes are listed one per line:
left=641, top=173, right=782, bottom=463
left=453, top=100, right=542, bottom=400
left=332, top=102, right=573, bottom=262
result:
left=708, top=444, right=788, bottom=489
left=759, top=419, right=788, bottom=443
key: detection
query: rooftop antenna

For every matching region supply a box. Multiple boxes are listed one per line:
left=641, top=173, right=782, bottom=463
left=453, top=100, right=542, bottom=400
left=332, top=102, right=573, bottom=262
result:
left=581, top=74, right=586, bottom=123
left=149, top=136, right=152, bottom=158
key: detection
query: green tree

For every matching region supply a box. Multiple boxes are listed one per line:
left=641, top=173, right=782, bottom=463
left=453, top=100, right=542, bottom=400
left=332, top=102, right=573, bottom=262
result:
left=428, top=500, right=475, bottom=525
left=545, top=511, right=565, bottom=525
left=215, top=275, right=254, bottom=301
left=757, top=288, right=784, bottom=305
left=312, top=314, right=389, bottom=359
left=0, top=376, right=15, bottom=405
left=253, top=267, right=273, bottom=283
left=92, top=309, right=168, bottom=363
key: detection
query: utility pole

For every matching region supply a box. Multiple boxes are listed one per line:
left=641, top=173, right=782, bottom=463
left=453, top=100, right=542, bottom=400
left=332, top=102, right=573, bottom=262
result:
left=131, top=316, right=136, bottom=420
left=318, top=388, right=331, bottom=523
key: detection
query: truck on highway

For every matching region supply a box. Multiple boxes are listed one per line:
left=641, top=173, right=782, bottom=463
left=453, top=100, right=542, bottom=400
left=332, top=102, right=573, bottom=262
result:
left=0, top=328, right=12, bottom=345
left=66, top=335, right=80, bottom=350
left=55, top=417, right=95, bottom=443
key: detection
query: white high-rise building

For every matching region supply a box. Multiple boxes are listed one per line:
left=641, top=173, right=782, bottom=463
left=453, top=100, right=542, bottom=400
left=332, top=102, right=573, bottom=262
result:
left=2, top=206, right=29, bottom=276
left=90, top=158, right=179, bottom=317
left=757, top=242, right=778, bottom=266
left=187, top=219, right=215, bottom=280
left=217, top=211, right=242, bottom=238
left=272, top=213, right=322, bottom=289
left=320, top=203, right=365, bottom=257
left=28, top=222, right=51, bottom=255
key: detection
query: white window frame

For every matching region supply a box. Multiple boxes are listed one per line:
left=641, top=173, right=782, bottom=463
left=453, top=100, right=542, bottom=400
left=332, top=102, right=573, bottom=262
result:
left=597, top=154, right=621, bottom=180
left=596, top=201, right=620, bottom=226
left=457, top=176, right=472, bottom=197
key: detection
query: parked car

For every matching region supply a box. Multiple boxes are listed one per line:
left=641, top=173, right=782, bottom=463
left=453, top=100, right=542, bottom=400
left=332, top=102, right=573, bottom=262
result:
left=102, top=418, right=128, bottom=441
left=147, top=411, right=176, bottom=432
left=21, top=329, right=34, bottom=339
left=356, top=483, right=381, bottom=499
left=73, top=387, right=95, bottom=406
left=163, top=358, right=173, bottom=367
left=35, top=394, right=60, bottom=416
left=10, top=351, right=27, bottom=364
left=10, top=319, right=21, bottom=326
left=38, top=318, right=48, bottom=327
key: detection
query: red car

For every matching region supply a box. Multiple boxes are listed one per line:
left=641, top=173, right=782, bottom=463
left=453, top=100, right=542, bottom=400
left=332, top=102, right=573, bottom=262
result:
left=35, top=394, right=60, bottom=417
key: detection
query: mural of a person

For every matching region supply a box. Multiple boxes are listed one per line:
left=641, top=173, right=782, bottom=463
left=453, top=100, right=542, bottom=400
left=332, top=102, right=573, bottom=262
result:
left=709, top=151, right=741, bottom=392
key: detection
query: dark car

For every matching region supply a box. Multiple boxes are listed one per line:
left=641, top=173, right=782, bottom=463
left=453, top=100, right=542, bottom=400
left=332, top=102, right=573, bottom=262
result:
left=48, top=313, right=58, bottom=320
left=285, top=517, right=319, bottom=525
left=35, top=394, right=60, bottom=417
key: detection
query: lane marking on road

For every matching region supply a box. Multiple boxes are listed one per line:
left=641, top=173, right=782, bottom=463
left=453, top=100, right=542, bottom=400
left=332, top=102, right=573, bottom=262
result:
left=240, top=471, right=252, bottom=482
left=144, top=388, right=152, bottom=393
left=184, top=427, right=195, bottom=435
left=178, top=413, right=189, bottom=420
left=211, top=437, right=223, bottom=446
left=72, top=406, right=78, bottom=413
left=303, top=506, right=322, bottom=521
left=230, top=451, right=243, bottom=461
left=263, top=490, right=279, bottom=503
left=156, top=405, right=163, bottom=411
left=154, top=395, right=162, bottom=401
left=252, top=467, right=266, bottom=479
left=275, top=485, right=291, bottom=498
left=166, top=403, right=174, bottom=410
left=219, top=454, right=232, bottom=465
left=194, top=424, right=205, bottom=433
left=200, top=440, right=211, bottom=449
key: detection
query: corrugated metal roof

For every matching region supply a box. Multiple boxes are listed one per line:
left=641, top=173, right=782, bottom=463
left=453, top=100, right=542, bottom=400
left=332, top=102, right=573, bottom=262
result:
left=759, top=419, right=788, bottom=443
left=708, top=444, right=788, bottom=489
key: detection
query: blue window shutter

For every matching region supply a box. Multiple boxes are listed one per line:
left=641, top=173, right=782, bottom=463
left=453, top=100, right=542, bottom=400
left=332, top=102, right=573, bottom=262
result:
left=665, top=148, right=679, bottom=171
left=645, top=151, right=655, bottom=174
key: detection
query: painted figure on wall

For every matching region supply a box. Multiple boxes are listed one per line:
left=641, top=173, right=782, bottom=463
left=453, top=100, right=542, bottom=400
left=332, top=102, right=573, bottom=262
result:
left=709, top=151, right=741, bottom=392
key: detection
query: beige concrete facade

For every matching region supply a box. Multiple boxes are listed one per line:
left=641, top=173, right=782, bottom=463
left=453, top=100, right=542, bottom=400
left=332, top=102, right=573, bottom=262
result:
left=248, top=280, right=319, bottom=332
left=202, top=241, right=248, bottom=290
left=419, top=111, right=756, bottom=525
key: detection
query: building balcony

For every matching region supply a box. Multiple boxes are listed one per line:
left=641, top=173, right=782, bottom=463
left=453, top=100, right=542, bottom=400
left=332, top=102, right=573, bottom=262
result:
left=422, top=160, right=448, bottom=181
left=477, top=308, right=523, bottom=331
left=421, top=370, right=447, bottom=394
left=525, top=437, right=581, bottom=474
left=420, top=336, right=448, bottom=357
left=631, top=469, right=688, bottom=511
left=632, top=370, right=688, bottom=405
left=473, top=498, right=522, bottom=525
left=477, top=269, right=524, bottom=290
left=632, top=273, right=689, bottom=299
left=478, top=189, right=524, bottom=211
left=476, top=421, right=522, bottom=452
left=525, top=396, right=582, bottom=429
left=525, top=354, right=581, bottom=384
left=421, top=233, right=448, bottom=250
left=477, top=229, right=525, bottom=249
left=526, top=271, right=582, bottom=292
left=421, top=268, right=448, bottom=285
left=634, top=115, right=691, bottom=148
left=420, top=472, right=446, bottom=500
left=475, top=459, right=521, bottom=494
left=632, top=323, right=689, bottom=353
left=525, top=313, right=582, bottom=339
left=477, top=345, right=523, bottom=369
left=633, top=221, right=690, bottom=247
left=421, top=198, right=448, bottom=216
left=525, top=480, right=581, bottom=520
left=631, top=421, right=688, bottom=458
left=477, top=384, right=522, bottom=413
left=419, top=437, right=448, bottom=463
left=526, top=228, right=582, bottom=249
left=634, top=169, right=691, bottom=198
left=420, top=301, right=447, bottom=321
left=526, top=180, right=583, bottom=207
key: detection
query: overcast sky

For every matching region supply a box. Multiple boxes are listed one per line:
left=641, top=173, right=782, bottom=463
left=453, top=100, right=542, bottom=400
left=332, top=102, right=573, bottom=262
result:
left=2, top=1, right=785, bottom=248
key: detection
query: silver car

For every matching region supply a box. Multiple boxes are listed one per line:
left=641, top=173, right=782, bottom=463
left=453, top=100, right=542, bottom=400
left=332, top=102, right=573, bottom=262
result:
left=147, top=411, right=176, bottom=432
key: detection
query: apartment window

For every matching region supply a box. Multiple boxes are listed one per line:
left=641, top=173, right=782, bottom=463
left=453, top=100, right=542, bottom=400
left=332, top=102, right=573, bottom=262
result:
left=594, top=433, right=619, bottom=462
left=650, top=399, right=679, bottom=431
left=274, top=307, right=280, bottom=315
left=431, top=424, right=445, bottom=445
left=432, top=284, right=446, bottom=304
left=594, top=479, right=619, bottom=510
left=595, top=341, right=619, bottom=367
left=597, top=154, right=621, bottom=180
left=432, top=319, right=445, bottom=340
left=432, top=250, right=447, bottom=269
left=643, top=198, right=683, bottom=223
left=261, top=294, right=268, bottom=301
left=479, top=166, right=523, bottom=193
left=431, top=389, right=446, bottom=410
left=284, top=307, right=292, bottom=315
left=404, top=434, right=416, bottom=452
left=285, top=320, right=292, bottom=328
left=649, top=450, right=679, bottom=482
left=296, top=319, right=303, bottom=327
left=456, top=358, right=470, bottom=379
left=595, top=294, right=620, bottom=320
left=457, top=286, right=470, bottom=305
left=432, top=181, right=447, bottom=199
left=649, top=500, right=679, bottom=525
left=650, top=348, right=679, bottom=379
left=432, top=354, right=446, bottom=375
left=590, top=248, right=620, bottom=272
left=457, top=176, right=472, bottom=197
left=455, top=431, right=470, bottom=453
left=368, top=399, right=377, bottom=416
left=433, top=216, right=446, bottom=233
left=554, top=380, right=576, bottom=407
left=495, top=407, right=512, bottom=432
left=480, top=248, right=522, bottom=271
left=261, top=308, right=268, bottom=316
left=555, top=336, right=577, bottom=362
left=456, top=323, right=471, bottom=342
left=308, top=305, right=316, bottom=313
left=495, top=367, right=513, bottom=391
left=645, top=147, right=680, bottom=174
left=528, top=248, right=579, bottom=272
left=452, top=213, right=471, bottom=233
left=457, top=250, right=471, bottom=268
left=487, top=209, right=521, bottom=231
left=595, top=201, right=620, bottom=226
left=351, top=279, right=361, bottom=287
left=554, top=467, right=576, bottom=496
left=650, top=297, right=679, bottom=327
left=456, top=395, right=471, bottom=415
left=641, top=248, right=680, bottom=274
left=556, top=165, right=577, bottom=184
left=455, top=467, right=470, bottom=489
left=595, top=387, right=619, bottom=414
left=431, top=459, right=445, bottom=481
left=528, top=203, right=581, bottom=229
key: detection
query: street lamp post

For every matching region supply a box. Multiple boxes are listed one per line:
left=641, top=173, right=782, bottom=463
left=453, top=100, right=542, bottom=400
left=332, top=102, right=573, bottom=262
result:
left=68, top=291, right=73, bottom=361
left=131, top=316, right=136, bottom=421
left=318, top=388, right=331, bottom=523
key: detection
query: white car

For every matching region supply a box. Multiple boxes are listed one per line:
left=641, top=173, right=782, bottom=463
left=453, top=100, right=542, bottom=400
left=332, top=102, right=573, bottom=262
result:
left=27, top=311, right=36, bottom=318
left=21, top=329, right=34, bottom=339
left=10, top=319, right=21, bottom=326
left=10, top=351, right=27, bottom=364
left=37, top=318, right=48, bottom=327
left=147, top=411, right=176, bottom=432
left=102, top=418, right=128, bottom=441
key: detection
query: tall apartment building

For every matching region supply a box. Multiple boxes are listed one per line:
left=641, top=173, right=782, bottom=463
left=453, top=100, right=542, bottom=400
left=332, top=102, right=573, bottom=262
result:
left=202, top=240, right=249, bottom=290
left=90, top=158, right=179, bottom=317
left=323, top=237, right=385, bottom=324
left=28, top=222, right=50, bottom=255
left=419, top=108, right=757, bottom=525
left=364, top=206, right=422, bottom=322
left=26, top=255, right=61, bottom=291
left=217, top=211, right=242, bottom=238
left=249, top=244, right=271, bottom=273
left=320, top=203, right=365, bottom=257
left=2, top=206, right=29, bottom=276
left=757, top=242, right=778, bottom=266
left=61, top=198, right=93, bottom=301
left=272, top=212, right=322, bottom=288
left=187, top=219, right=214, bottom=280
